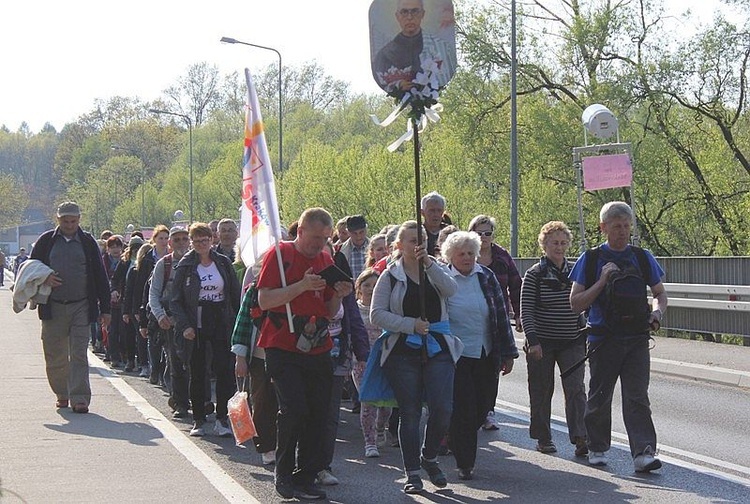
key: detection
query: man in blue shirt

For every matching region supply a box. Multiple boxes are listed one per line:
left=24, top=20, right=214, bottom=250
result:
left=569, top=201, right=668, bottom=472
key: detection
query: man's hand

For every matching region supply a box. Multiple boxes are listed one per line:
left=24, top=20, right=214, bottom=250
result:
left=98, top=313, right=111, bottom=330
left=139, top=327, right=148, bottom=339
left=183, top=328, right=196, bottom=341
left=43, top=272, right=63, bottom=288
left=333, top=280, right=353, bottom=299
left=648, top=309, right=662, bottom=331
left=122, top=313, right=130, bottom=324
left=158, top=315, right=173, bottom=330
left=111, top=291, right=121, bottom=304
left=235, top=356, right=248, bottom=378
left=301, top=268, right=327, bottom=292
left=500, top=358, right=514, bottom=376
left=600, top=262, right=619, bottom=282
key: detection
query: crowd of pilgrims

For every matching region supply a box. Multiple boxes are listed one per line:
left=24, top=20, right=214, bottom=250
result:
left=94, top=191, right=590, bottom=499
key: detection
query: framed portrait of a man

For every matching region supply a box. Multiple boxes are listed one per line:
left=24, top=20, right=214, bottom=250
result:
left=369, top=0, right=457, bottom=95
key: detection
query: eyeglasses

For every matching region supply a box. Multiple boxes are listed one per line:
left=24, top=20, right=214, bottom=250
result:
left=398, top=7, right=424, bottom=17
left=172, top=237, right=189, bottom=243
left=475, top=231, right=494, bottom=237
left=191, top=238, right=211, bottom=245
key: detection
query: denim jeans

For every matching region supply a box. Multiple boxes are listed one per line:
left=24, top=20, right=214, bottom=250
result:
left=265, top=348, right=333, bottom=486
left=383, top=350, right=455, bottom=474
left=585, top=336, right=656, bottom=457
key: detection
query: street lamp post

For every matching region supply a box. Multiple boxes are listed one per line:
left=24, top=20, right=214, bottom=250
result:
left=148, top=109, right=194, bottom=223
left=220, top=36, right=283, bottom=171
left=111, top=144, right=145, bottom=227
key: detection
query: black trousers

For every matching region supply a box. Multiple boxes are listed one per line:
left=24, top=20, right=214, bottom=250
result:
left=164, top=326, right=190, bottom=410
left=449, top=355, right=497, bottom=470
left=189, top=304, right=235, bottom=422
left=265, top=348, right=333, bottom=486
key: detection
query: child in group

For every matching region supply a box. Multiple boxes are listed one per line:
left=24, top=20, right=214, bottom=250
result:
left=352, top=268, right=392, bottom=458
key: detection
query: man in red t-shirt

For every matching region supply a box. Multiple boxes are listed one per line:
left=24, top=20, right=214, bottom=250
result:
left=257, top=207, right=352, bottom=501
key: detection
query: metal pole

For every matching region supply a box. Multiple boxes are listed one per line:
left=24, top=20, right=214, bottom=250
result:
left=510, top=0, right=519, bottom=257
left=220, top=37, right=283, bottom=172
left=188, top=118, right=194, bottom=223
left=412, top=118, right=427, bottom=362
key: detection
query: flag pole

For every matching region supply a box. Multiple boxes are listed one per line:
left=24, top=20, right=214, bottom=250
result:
left=244, top=68, right=293, bottom=329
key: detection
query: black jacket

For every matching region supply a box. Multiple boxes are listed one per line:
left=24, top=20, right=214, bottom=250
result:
left=30, top=227, right=110, bottom=322
left=171, top=249, right=241, bottom=358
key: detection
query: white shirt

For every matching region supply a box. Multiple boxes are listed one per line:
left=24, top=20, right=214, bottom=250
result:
left=197, top=261, right=225, bottom=303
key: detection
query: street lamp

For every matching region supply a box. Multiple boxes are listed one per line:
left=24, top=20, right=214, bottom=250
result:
left=111, top=144, right=146, bottom=227
left=148, top=108, right=194, bottom=223
left=220, top=36, right=283, bottom=171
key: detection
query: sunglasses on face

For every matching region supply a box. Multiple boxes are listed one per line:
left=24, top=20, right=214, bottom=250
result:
left=476, top=231, right=494, bottom=237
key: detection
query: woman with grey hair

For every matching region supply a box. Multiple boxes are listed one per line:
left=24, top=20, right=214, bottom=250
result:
left=442, top=231, right=518, bottom=480
left=469, top=214, right=523, bottom=431
left=521, top=221, right=587, bottom=456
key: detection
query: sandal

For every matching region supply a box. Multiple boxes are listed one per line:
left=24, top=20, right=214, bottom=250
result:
left=403, top=474, right=423, bottom=494
left=72, top=403, right=89, bottom=414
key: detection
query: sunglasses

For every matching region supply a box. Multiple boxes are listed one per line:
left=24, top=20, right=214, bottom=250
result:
left=475, top=231, right=494, bottom=237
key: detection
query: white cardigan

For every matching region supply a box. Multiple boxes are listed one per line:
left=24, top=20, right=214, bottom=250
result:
left=12, top=259, right=54, bottom=313
left=370, top=257, right=463, bottom=365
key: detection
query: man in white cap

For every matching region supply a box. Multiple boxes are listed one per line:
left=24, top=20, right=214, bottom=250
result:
left=30, top=201, right=111, bottom=413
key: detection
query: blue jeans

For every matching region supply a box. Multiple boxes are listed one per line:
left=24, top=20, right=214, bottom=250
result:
left=383, top=351, right=455, bottom=474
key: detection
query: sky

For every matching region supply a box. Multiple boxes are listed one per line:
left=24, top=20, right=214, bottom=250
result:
left=0, top=0, right=735, bottom=133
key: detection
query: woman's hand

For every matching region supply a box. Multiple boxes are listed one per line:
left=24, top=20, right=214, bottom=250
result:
left=415, top=243, right=433, bottom=268
left=500, top=358, right=514, bottom=376
left=414, top=318, right=430, bottom=335
left=527, top=344, right=543, bottom=361
left=183, top=328, right=196, bottom=341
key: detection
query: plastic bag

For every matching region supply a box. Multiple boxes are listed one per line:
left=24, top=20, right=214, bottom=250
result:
left=227, top=387, right=256, bottom=446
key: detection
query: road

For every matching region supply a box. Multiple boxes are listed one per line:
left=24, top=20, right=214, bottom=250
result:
left=1, top=286, right=749, bottom=503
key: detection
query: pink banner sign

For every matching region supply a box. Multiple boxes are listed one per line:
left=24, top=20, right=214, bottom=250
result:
left=582, top=154, right=633, bottom=191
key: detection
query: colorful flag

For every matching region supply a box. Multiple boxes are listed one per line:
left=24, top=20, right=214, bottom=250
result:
left=239, top=68, right=282, bottom=269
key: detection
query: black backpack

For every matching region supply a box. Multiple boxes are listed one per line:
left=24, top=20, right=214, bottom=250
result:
left=585, top=246, right=652, bottom=336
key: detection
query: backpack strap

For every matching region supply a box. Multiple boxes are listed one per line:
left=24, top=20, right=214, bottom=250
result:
left=630, top=246, right=652, bottom=285
left=584, top=247, right=600, bottom=289
left=161, top=253, right=173, bottom=295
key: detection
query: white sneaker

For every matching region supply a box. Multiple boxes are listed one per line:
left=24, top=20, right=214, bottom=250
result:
left=365, top=445, right=380, bottom=458
left=213, top=419, right=232, bottom=437
left=376, top=430, right=388, bottom=447
left=634, top=446, right=662, bottom=472
left=316, top=469, right=339, bottom=486
left=261, top=450, right=276, bottom=465
left=189, top=422, right=206, bottom=437
left=588, top=451, right=607, bottom=466
left=139, top=365, right=150, bottom=378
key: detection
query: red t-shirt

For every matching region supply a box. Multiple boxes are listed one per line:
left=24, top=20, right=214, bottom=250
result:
left=256, top=242, right=334, bottom=354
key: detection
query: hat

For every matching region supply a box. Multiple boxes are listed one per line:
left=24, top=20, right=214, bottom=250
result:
left=128, top=236, right=144, bottom=247
left=57, top=201, right=81, bottom=217
left=346, top=215, right=367, bottom=231
left=169, top=225, right=188, bottom=237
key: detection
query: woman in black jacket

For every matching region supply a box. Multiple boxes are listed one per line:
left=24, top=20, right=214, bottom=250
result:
left=171, top=222, right=241, bottom=437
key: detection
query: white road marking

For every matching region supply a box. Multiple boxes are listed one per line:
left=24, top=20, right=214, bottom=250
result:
left=89, top=352, right=261, bottom=504
left=495, top=399, right=750, bottom=487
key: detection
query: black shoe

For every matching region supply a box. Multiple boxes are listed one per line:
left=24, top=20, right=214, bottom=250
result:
left=149, top=370, right=159, bottom=385
left=458, top=468, right=474, bottom=480
left=293, top=483, right=326, bottom=500
left=172, top=408, right=188, bottom=419
left=421, top=458, right=447, bottom=488
left=403, top=474, right=424, bottom=494
left=124, top=360, right=135, bottom=372
left=275, top=479, right=295, bottom=499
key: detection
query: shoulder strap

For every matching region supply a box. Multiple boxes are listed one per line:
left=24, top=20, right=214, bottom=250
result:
left=584, top=247, right=600, bottom=290
left=161, top=253, right=173, bottom=295
left=630, top=246, right=652, bottom=285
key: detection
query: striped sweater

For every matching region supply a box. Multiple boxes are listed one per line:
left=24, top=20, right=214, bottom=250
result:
left=520, top=258, right=582, bottom=346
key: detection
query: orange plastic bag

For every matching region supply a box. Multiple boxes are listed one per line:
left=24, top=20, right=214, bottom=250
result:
left=227, top=388, right=256, bottom=446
